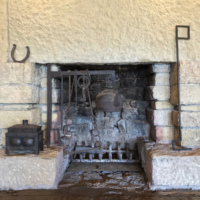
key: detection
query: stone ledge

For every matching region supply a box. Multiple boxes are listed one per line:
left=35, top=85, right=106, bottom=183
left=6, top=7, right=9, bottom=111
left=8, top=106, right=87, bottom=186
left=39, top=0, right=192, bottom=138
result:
left=138, top=138, right=200, bottom=190
left=0, top=147, right=68, bottom=190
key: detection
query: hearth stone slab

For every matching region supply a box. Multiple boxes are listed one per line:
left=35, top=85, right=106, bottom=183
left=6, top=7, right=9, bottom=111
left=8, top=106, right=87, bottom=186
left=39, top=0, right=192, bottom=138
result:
left=0, top=147, right=68, bottom=190
left=138, top=138, right=200, bottom=190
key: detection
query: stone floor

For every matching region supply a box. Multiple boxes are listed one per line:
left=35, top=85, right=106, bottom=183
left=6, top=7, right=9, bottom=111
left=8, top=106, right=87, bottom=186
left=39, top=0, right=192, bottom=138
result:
left=58, top=163, right=147, bottom=191
left=1, top=186, right=200, bottom=199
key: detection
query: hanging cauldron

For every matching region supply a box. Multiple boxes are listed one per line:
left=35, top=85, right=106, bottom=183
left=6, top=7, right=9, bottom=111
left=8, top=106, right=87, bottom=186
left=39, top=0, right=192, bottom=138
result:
left=96, top=89, right=124, bottom=112
left=5, top=120, right=43, bottom=155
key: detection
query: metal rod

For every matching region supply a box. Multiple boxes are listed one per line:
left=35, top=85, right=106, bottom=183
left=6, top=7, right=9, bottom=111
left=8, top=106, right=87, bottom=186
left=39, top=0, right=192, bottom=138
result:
left=61, top=76, right=64, bottom=131
left=172, top=25, right=191, bottom=151
left=50, top=70, right=115, bottom=81
left=47, top=64, right=52, bottom=147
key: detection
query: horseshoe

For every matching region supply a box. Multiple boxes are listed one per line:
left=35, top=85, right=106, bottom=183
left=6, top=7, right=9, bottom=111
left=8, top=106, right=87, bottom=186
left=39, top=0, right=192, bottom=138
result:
left=11, top=44, right=30, bottom=63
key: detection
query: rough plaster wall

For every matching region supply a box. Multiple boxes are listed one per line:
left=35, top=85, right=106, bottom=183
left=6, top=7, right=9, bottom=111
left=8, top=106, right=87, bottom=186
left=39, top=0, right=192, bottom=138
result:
left=0, top=0, right=8, bottom=62
left=8, top=0, right=200, bottom=64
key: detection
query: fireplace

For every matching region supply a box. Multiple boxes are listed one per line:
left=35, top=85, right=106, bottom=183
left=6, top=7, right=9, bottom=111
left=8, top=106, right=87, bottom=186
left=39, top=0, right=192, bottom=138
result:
left=46, top=64, right=171, bottom=163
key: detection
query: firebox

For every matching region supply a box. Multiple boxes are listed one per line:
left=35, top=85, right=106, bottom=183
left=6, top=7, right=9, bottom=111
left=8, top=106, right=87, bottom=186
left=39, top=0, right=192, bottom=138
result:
left=47, top=64, right=151, bottom=162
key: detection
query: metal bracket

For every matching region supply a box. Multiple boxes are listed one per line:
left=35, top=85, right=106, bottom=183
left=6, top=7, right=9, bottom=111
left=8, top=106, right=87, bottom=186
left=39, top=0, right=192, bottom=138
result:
left=11, top=44, right=30, bottom=63
left=172, top=25, right=191, bottom=151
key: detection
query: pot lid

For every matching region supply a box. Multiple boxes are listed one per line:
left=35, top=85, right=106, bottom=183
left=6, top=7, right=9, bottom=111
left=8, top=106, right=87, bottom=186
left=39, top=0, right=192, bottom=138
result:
left=8, top=120, right=41, bottom=133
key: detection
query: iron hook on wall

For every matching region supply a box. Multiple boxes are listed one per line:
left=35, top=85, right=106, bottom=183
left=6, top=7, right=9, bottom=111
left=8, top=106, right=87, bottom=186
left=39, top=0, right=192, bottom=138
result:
left=171, top=25, right=191, bottom=151
left=11, top=44, right=30, bottom=63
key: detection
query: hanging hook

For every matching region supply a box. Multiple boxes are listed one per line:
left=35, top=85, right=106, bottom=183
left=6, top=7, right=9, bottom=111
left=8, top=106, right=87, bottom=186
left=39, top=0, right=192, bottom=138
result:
left=11, top=44, right=30, bottom=63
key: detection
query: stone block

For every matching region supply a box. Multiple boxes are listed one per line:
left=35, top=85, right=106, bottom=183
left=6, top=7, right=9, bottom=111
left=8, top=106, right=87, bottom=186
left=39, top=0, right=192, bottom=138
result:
left=38, top=65, right=47, bottom=78
left=174, top=127, right=200, bottom=148
left=41, top=78, right=61, bottom=88
left=0, top=109, right=40, bottom=129
left=172, top=110, right=200, bottom=127
left=104, top=117, right=119, bottom=129
left=0, top=129, right=6, bottom=146
left=105, top=112, right=121, bottom=118
left=138, top=141, right=200, bottom=190
left=94, top=109, right=104, bottom=118
left=40, top=89, right=60, bottom=104
left=41, top=112, right=59, bottom=123
left=0, top=0, right=8, bottom=62
left=120, top=78, right=148, bottom=88
left=41, top=104, right=60, bottom=112
left=0, top=85, right=39, bottom=103
left=148, top=73, right=170, bottom=86
left=126, top=120, right=150, bottom=137
left=147, top=109, right=172, bottom=126
left=150, top=101, right=173, bottom=110
left=147, top=64, right=171, bottom=74
left=122, top=108, right=138, bottom=120
left=177, top=105, right=200, bottom=111
left=136, top=101, right=149, bottom=108
left=145, top=86, right=170, bottom=101
left=0, top=147, right=68, bottom=190
left=117, top=119, right=126, bottom=133
left=119, top=67, right=147, bottom=78
left=120, top=87, right=144, bottom=100
left=0, top=104, right=35, bottom=110
left=0, top=63, right=39, bottom=85
left=171, top=61, right=200, bottom=85
left=151, top=126, right=174, bottom=143
left=171, top=85, right=200, bottom=105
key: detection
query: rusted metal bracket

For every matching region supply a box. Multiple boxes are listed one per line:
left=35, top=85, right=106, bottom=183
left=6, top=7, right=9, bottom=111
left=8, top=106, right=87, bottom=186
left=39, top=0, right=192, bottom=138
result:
left=172, top=25, right=192, bottom=151
left=11, top=44, right=30, bottom=63
left=47, top=66, right=115, bottom=147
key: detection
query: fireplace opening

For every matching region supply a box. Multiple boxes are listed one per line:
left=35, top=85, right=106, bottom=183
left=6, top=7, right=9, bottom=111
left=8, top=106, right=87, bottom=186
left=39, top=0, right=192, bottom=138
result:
left=47, top=64, right=152, bottom=163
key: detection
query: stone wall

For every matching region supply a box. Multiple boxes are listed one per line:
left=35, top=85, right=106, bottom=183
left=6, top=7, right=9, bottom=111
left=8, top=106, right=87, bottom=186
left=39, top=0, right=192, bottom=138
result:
left=171, top=61, right=200, bottom=148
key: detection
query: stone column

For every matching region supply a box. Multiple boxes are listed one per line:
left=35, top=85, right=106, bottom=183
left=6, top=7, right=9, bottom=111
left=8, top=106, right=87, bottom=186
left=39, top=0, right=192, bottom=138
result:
left=145, top=64, right=174, bottom=143
left=171, top=61, right=200, bottom=148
